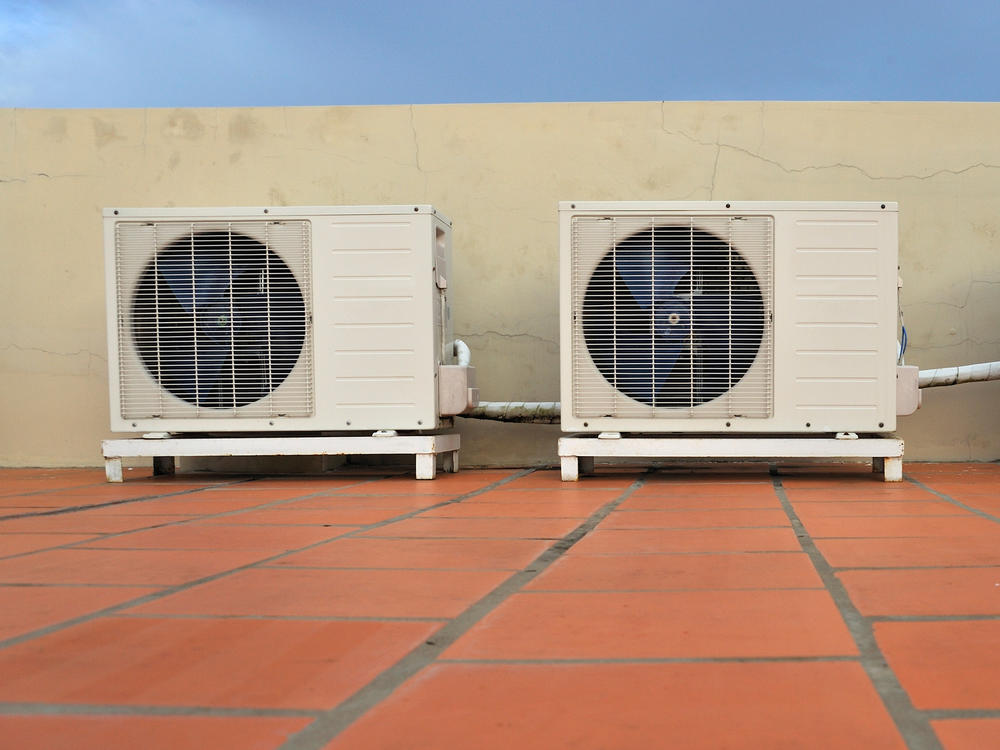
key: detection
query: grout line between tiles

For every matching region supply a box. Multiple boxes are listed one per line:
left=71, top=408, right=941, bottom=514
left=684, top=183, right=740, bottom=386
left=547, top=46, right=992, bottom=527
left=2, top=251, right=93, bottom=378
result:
left=834, top=564, right=1000, bottom=571
left=594, top=524, right=793, bottom=530
left=905, top=477, right=1000, bottom=524
left=8, top=476, right=390, bottom=520
left=0, top=525, right=353, bottom=650
left=924, top=709, right=1000, bottom=720
left=330, top=516, right=595, bottom=522
left=187, top=523, right=364, bottom=528
left=0, top=582, right=167, bottom=589
left=437, top=655, right=862, bottom=665
left=794, top=514, right=973, bottom=519
left=0, top=478, right=256, bottom=521
left=808, top=535, right=992, bottom=541
left=260, top=564, right=524, bottom=572
left=770, top=468, right=943, bottom=750
left=520, top=586, right=827, bottom=594
left=614, top=506, right=783, bottom=511
left=868, top=614, right=1000, bottom=622
left=0, top=476, right=397, bottom=563
left=0, top=476, right=219, bottom=500
left=339, top=535, right=573, bottom=541
left=784, top=497, right=942, bottom=503
left=0, top=470, right=531, bottom=650
left=115, top=612, right=449, bottom=623
left=0, top=702, right=321, bottom=718
left=276, top=471, right=648, bottom=750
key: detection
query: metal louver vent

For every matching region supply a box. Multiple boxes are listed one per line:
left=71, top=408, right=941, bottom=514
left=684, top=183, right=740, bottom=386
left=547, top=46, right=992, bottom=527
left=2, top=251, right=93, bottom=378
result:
left=115, top=220, right=314, bottom=419
left=571, top=215, right=773, bottom=419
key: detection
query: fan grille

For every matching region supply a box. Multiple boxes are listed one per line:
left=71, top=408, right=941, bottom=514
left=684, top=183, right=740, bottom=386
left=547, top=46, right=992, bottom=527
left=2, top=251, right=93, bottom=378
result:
left=571, top=215, right=773, bottom=419
left=115, top=220, right=314, bottom=419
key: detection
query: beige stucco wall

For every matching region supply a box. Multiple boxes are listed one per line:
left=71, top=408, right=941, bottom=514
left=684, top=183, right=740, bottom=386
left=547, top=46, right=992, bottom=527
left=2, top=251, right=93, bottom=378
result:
left=1, top=102, right=998, bottom=467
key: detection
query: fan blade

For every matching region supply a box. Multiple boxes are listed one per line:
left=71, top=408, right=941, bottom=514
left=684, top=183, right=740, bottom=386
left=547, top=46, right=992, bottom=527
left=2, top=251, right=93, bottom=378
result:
left=193, top=340, right=232, bottom=396
left=134, top=285, right=200, bottom=402
left=608, top=326, right=687, bottom=405
left=153, top=252, right=196, bottom=313
left=614, top=247, right=690, bottom=309
left=685, top=294, right=765, bottom=399
left=689, top=294, right=765, bottom=338
left=153, top=247, right=235, bottom=315
left=193, top=256, right=235, bottom=309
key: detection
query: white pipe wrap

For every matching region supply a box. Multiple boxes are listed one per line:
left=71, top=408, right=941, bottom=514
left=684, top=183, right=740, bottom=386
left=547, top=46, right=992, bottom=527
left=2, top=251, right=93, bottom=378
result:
left=464, top=401, right=561, bottom=423
left=919, top=361, right=1000, bottom=388
left=453, top=339, right=471, bottom=367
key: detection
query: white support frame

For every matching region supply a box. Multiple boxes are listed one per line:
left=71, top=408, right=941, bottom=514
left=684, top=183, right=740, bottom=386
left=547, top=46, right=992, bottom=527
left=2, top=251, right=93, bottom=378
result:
left=102, top=434, right=461, bottom=482
left=558, top=435, right=904, bottom=482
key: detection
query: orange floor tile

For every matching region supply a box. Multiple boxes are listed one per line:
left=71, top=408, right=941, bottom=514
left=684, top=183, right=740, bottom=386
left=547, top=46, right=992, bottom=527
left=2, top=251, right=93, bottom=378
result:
left=442, top=589, right=857, bottom=660
left=325, top=662, right=906, bottom=750
left=523, top=551, right=822, bottom=591
left=932, top=718, right=1000, bottom=750
left=128, top=566, right=510, bottom=619
left=0, top=462, right=998, bottom=749
left=874, top=620, right=1000, bottom=709
left=272, top=536, right=551, bottom=571
left=0, top=715, right=310, bottom=750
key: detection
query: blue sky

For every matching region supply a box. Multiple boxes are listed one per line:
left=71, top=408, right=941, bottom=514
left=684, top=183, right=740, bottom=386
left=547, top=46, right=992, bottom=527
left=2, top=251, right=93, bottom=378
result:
left=2, top=0, right=999, bottom=108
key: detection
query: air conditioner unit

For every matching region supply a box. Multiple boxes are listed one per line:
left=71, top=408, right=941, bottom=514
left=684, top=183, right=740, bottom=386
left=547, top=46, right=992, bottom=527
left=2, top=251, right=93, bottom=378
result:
left=560, top=201, right=899, bottom=434
left=105, top=205, right=474, bottom=434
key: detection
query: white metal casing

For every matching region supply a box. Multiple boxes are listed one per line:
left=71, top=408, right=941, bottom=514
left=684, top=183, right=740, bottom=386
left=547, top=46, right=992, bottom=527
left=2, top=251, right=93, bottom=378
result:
left=560, top=201, right=899, bottom=434
left=105, top=205, right=455, bottom=433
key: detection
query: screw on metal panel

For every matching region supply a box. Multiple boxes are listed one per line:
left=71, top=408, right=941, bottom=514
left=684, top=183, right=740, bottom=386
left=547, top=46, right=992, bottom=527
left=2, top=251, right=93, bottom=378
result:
left=583, top=422, right=588, bottom=427
left=806, top=422, right=811, bottom=428
left=879, top=422, right=885, bottom=428
left=881, top=204, right=886, bottom=209
left=417, top=420, right=423, bottom=425
left=269, top=421, right=274, bottom=426
left=264, top=209, right=269, bottom=214
left=114, top=210, right=119, bottom=215
left=414, top=207, right=419, bottom=212
left=570, top=204, right=576, bottom=209
left=725, top=203, right=731, bottom=208
left=346, top=420, right=351, bottom=426
left=726, top=422, right=731, bottom=427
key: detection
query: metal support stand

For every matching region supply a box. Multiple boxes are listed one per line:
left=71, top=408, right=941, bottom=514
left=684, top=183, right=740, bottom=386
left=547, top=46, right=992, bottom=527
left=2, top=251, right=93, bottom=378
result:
left=102, top=434, right=461, bottom=483
left=558, top=435, right=905, bottom=482
left=152, top=456, right=175, bottom=477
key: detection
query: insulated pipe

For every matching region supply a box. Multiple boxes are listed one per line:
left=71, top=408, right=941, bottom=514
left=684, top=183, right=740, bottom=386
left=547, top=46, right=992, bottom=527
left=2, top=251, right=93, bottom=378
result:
left=463, top=401, right=561, bottom=423
left=919, top=361, right=1000, bottom=389
left=453, top=339, right=471, bottom=367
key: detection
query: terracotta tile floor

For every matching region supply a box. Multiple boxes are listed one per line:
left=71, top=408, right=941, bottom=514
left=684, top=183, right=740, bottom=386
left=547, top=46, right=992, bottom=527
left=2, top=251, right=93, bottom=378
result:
left=0, top=462, right=998, bottom=749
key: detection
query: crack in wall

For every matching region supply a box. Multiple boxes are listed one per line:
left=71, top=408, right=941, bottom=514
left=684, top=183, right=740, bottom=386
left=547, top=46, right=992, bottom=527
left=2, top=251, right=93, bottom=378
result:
left=708, top=143, right=721, bottom=199
left=1, top=173, right=86, bottom=183
left=409, top=105, right=423, bottom=174
left=456, top=330, right=558, bottom=347
left=912, top=338, right=1000, bottom=349
left=1, top=343, right=106, bottom=361
left=757, top=101, right=766, bottom=154
left=658, top=104, right=1000, bottom=181
left=908, top=279, right=1000, bottom=311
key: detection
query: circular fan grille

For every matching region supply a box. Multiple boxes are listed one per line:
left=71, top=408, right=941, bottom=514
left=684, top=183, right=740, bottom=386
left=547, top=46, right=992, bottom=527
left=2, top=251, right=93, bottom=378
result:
left=582, top=225, right=765, bottom=408
left=131, top=231, right=306, bottom=409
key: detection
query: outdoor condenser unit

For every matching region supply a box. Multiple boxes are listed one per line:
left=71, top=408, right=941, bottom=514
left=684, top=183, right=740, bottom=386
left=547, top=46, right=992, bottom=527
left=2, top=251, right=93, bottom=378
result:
left=560, top=201, right=899, bottom=434
left=105, top=205, right=475, bottom=434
